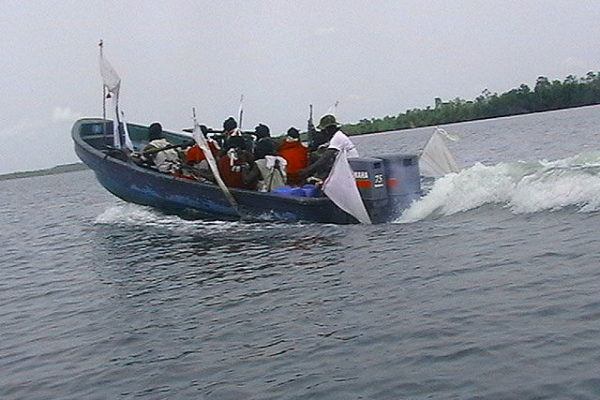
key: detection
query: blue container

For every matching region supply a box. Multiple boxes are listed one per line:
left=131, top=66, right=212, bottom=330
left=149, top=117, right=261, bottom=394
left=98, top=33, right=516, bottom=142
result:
left=272, top=186, right=293, bottom=196
left=290, top=187, right=306, bottom=197
left=301, top=184, right=318, bottom=197
left=273, top=186, right=306, bottom=197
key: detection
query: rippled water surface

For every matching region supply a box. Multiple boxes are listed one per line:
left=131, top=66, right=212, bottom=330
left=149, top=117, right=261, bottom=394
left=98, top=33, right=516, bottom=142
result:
left=2, top=106, right=600, bottom=399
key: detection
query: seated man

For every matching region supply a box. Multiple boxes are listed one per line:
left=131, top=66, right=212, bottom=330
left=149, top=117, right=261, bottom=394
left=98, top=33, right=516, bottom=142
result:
left=217, top=135, right=254, bottom=189
left=244, top=140, right=287, bottom=192
left=185, top=125, right=220, bottom=165
left=277, top=127, right=308, bottom=186
left=298, top=114, right=359, bottom=181
left=142, top=122, right=181, bottom=173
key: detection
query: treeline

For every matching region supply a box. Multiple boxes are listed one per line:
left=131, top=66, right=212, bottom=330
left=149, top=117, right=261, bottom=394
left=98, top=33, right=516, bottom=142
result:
left=343, top=72, right=600, bottom=135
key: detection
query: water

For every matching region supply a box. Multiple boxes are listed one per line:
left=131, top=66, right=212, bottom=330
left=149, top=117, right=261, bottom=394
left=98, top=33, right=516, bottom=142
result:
left=2, top=106, right=600, bottom=399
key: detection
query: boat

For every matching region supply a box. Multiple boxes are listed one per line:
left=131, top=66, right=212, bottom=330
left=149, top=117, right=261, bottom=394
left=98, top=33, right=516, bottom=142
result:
left=72, top=118, right=422, bottom=224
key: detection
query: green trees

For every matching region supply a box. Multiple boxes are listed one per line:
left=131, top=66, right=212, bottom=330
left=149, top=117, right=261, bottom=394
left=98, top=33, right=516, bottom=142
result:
left=343, top=72, right=600, bottom=135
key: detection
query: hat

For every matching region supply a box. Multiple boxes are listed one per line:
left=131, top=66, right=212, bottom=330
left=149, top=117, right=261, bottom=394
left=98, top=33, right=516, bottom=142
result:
left=254, top=123, right=270, bottom=139
left=287, top=127, right=300, bottom=139
left=223, top=117, right=237, bottom=132
left=148, top=122, right=163, bottom=140
left=317, top=114, right=340, bottom=130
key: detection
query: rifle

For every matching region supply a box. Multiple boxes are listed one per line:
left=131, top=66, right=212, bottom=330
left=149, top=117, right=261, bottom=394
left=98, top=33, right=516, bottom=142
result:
left=307, top=104, right=316, bottom=148
left=141, top=141, right=195, bottom=155
left=182, top=127, right=255, bottom=135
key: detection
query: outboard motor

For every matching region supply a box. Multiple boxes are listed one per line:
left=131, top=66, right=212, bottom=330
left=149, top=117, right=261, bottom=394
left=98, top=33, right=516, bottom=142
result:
left=348, top=157, right=389, bottom=223
left=378, top=154, right=421, bottom=218
left=349, top=154, right=421, bottom=222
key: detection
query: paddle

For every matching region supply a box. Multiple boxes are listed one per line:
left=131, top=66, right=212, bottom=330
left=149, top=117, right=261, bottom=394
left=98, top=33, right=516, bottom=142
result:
left=190, top=108, right=242, bottom=218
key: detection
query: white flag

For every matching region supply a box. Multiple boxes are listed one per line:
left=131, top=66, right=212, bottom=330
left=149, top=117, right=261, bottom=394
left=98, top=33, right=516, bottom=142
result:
left=99, top=54, right=121, bottom=95
left=99, top=52, right=123, bottom=147
left=326, top=100, right=339, bottom=116
left=419, top=128, right=460, bottom=177
left=120, top=111, right=135, bottom=150
left=323, top=150, right=372, bottom=224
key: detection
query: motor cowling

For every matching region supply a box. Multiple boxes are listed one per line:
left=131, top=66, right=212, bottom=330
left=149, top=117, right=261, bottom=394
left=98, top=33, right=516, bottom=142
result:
left=349, top=154, right=421, bottom=222
left=378, top=154, right=421, bottom=218
left=348, top=157, right=389, bottom=223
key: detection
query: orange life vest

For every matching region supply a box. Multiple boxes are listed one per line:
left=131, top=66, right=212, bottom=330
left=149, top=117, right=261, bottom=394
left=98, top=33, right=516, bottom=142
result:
left=278, top=140, right=309, bottom=185
left=185, top=141, right=219, bottom=164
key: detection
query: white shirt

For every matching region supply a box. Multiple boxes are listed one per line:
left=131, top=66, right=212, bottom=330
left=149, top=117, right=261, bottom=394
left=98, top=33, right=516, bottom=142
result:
left=328, top=130, right=359, bottom=158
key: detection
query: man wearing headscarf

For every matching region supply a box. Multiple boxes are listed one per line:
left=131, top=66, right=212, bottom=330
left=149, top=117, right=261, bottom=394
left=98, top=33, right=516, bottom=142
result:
left=142, top=122, right=181, bottom=173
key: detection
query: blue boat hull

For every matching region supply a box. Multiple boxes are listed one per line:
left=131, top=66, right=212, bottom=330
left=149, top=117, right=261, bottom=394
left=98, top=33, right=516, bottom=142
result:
left=73, top=119, right=360, bottom=223
left=72, top=118, right=421, bottom=224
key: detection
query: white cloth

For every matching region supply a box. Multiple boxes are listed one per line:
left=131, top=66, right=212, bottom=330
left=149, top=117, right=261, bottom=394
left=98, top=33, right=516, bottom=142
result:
left=323, top=149, right=372, bottom=224
left=119, top=114, right=135, bottom=151
left=419, top=129, right=460, bottom=177
left=99, top=52, right=124, bottom=149
left=99, top=54, right=121, bottom=94
left=264, top=155, right=287, bottom=170
left=256, top=156, right=287, bottom=192
left=192, top=120, right=238, bottom=209
left=146, top=139, right=180, bottom=173
left=328, top=130, right=359, bottom=158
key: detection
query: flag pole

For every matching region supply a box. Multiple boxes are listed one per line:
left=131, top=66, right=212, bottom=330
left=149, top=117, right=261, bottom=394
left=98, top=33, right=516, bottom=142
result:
left=99, top=40, right=106, bottom=120
left=99, top=39, right=109, bottom=146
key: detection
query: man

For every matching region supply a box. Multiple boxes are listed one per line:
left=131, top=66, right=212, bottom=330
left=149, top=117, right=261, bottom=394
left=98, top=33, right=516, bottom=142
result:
left=223, top=117, right=240, bottom=136
left=277, top=127, right=309, bottom=185
left=142, top=122, right=181, bottom=173
left=217, top=135, right=254, bottom=189
left=253, top=123, right=271, bottom=142
left=298, top=114, right=358, bottom=181
left=244, top=139, right=287, bottom=192
left=185, top=124, right=220, bottom=165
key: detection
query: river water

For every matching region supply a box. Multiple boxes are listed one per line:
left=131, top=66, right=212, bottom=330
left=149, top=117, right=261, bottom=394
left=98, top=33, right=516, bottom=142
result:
left=2, top=106, right=600, bottom=399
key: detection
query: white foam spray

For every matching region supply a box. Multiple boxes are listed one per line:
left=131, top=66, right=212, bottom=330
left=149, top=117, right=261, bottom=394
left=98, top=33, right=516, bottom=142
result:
left=397, top=152, right=600, bottom=223
left=93, top=204, right=292, bottom=233
left=94, top=204, right=234, bottom=231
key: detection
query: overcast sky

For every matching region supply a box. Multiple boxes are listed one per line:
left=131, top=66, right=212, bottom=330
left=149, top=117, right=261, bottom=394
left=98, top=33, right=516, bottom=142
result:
left=1, top=0, right=599, bottom=174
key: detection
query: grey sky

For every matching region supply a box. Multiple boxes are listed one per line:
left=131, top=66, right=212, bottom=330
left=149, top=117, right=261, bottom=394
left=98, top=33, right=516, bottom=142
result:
left=1, top=0, right=599, bottom=174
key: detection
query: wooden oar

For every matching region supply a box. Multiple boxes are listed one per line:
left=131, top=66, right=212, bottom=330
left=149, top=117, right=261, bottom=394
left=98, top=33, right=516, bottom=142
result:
left=191, top=109, right=242, bottom=218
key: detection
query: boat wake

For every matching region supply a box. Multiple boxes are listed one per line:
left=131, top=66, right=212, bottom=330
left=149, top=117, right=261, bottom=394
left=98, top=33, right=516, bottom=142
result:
left=93, top=204, right=309, bottom=232
left=397, top=152, right=600, bottom=223
left=94, top=204, right=241, bottom=231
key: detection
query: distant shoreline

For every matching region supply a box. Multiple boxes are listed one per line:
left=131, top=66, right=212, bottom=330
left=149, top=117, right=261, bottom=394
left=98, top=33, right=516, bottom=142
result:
left=0, top=163, right=88, bottom=181
left=343, top=72, right=600, bottom=135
